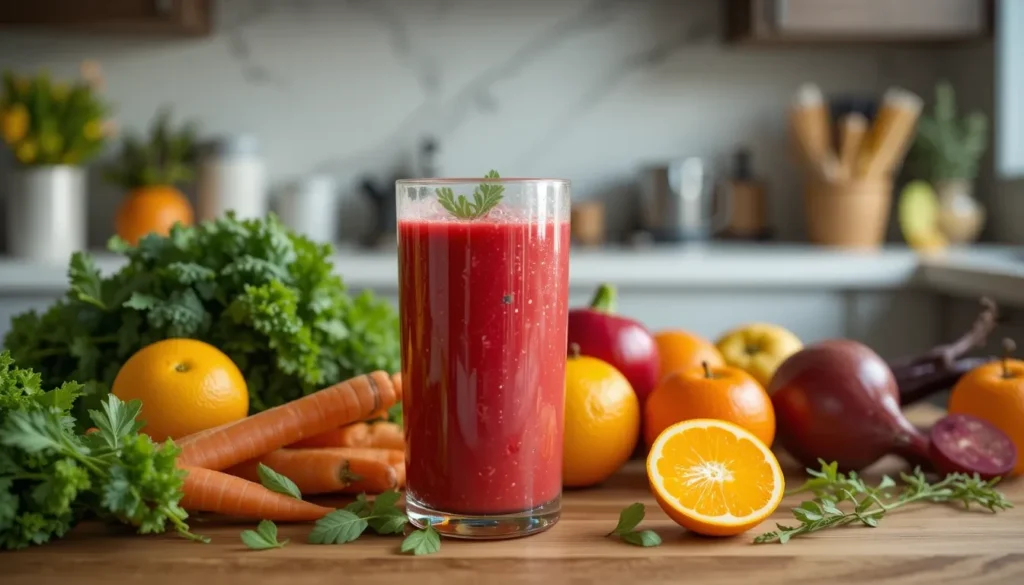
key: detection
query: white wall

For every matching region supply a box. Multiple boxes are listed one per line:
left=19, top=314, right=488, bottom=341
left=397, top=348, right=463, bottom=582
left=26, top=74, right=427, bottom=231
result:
left=0, top=0, right=951, bottom=248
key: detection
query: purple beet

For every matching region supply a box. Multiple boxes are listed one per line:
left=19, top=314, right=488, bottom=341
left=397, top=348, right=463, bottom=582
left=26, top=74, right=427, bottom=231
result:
left=929, top=413, right=1017, bottom=480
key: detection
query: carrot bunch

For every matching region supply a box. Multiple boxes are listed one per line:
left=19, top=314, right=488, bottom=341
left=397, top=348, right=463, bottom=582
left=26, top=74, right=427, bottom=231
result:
left=173, top=371, right=406, bottom=522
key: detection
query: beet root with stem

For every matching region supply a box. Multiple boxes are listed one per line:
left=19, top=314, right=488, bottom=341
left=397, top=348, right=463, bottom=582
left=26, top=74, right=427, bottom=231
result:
left=770, top=339, right=931, bottom=472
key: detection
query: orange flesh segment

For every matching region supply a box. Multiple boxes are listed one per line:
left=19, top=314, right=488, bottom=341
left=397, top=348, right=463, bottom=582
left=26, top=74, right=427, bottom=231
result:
left=654, top=423, right=778, bottom=520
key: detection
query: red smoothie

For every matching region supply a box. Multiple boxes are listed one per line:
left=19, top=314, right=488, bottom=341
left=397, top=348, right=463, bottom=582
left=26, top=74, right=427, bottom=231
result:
left=398, top=216, right=570, bottom=515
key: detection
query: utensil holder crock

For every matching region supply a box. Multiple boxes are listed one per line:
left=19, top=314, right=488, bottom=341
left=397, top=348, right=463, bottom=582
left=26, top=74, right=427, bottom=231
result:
left=803, top=177, right=892, bottom=249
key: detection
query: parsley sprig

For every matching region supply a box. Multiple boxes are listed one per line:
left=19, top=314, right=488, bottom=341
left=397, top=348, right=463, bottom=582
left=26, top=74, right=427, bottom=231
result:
left=308, top=490, right=440, bottom=554
left=0, top=387, right=206, bottom=549
left=436, top=170, right=505, bottom=220
left=754, top=459, right=1013, bottom=544
left=241, top=519, right=288, bottom=550
left=607, top=502, right=661, bottom=547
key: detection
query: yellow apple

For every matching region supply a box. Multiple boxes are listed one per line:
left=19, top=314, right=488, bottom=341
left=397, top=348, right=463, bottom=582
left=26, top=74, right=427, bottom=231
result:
left=715, top=323, right=803, bottom=390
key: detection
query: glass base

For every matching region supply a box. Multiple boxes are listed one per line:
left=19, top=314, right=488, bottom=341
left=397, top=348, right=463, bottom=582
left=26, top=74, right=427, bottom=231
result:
left=405, top=494, right=561, bottom=540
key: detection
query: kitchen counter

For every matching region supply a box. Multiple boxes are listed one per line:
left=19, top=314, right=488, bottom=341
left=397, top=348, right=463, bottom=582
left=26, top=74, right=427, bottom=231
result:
left=6, top=404, right=1024, bottom=585
left=1, top=243, right=1022, bottom=294
left=1, top=243, right=1022, bottom=360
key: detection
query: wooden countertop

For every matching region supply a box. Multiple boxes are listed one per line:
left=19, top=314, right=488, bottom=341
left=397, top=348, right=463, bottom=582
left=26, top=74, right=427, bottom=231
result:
left=7, top=405, right=1024, bottom=585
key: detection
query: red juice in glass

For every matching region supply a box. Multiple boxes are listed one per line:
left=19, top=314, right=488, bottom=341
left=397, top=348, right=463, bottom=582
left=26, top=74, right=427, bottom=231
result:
left=396, top=176, right=571, bottom=539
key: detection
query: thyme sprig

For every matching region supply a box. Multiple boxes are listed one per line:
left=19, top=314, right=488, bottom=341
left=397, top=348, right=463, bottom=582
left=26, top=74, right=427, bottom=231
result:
left=754, top=459, right=1013, bottom=544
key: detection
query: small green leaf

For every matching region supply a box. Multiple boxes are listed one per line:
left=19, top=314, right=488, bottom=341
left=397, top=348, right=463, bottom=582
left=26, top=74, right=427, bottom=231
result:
left=609, top=502, right=644, bottom=536
left=344, top=493, right=371, bottom=517
left=620, top=529, right=662, bottom=547
left=308, top=510, right=368, bottom=545
left=257, top=463, right=302, bottom=500
left=860, top=515, right=879, bottom=528
left=792, top=501, right=823, bottom=522
left=401, top=521, right=441, bottom=555
left=368, top=511, right=408, bottom=535
left=878, top=475, right=896, bottom=490
left=240, top=520, right=288, bottom=550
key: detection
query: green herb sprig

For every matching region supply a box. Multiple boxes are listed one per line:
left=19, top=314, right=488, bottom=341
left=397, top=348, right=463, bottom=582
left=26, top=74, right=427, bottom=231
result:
left=241, top=520, right=288, bottom=550
left=256, top=463, right=302, bottom=500
left=401, top=520, right=441, bottom=555
left=436, top=170, right=505, bottom=220
left=607, top=502, right=662, bottom=547
left=753, top=460, right=1013, bottom=544
left=0, top=380, right=205, bottom=550
left=307, top=490, right=440, bottom=555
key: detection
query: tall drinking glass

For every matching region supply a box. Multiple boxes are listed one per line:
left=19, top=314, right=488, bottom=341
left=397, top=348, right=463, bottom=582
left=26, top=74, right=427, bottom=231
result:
left=396, top=176, right=571, bottom=539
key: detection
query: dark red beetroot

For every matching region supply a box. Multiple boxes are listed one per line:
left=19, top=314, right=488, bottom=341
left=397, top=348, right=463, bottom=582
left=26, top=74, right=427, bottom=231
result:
left=567, top=284, right=659, bottom=404
left=769, top=339, right=931, bottom=472
left=929, top=413, right=1017, bottom=480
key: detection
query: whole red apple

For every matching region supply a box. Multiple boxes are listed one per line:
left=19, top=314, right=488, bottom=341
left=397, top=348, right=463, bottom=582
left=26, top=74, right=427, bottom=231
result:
left=567, top=284, right=659, bottom=404
left=768, top=339, right=930, bottom=472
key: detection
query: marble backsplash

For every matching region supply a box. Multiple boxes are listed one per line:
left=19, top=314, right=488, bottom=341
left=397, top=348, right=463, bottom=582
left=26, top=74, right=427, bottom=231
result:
left=0, top=0, right=986, bottom=249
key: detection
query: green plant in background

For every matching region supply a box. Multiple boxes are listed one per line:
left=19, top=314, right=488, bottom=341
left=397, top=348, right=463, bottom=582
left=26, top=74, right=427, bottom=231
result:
left=0, top=61, right=113, bottom=166
left=103, top=106, right=198, bottom=190
left=908, top=80, right=988, bottom=182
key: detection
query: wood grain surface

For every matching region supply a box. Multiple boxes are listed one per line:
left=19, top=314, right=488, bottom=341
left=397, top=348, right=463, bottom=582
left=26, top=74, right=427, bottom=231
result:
left=5, top=405, right=1023, bottom=585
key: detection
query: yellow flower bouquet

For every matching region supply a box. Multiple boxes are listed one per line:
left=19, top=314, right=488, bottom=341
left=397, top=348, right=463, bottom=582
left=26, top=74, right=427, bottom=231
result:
left=0, top=61, right=113, bottom=167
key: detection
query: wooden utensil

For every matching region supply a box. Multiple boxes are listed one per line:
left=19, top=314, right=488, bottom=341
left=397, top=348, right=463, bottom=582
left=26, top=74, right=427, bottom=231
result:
left=856, top=87, right=924, bottom=179
left=789, top=83, right=836, bottom=180
left=837, top=112, right=868, bottom=181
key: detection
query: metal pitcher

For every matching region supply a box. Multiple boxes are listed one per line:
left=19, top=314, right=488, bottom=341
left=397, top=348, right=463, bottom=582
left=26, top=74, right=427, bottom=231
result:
left=638, top=157, right=731, bottom=242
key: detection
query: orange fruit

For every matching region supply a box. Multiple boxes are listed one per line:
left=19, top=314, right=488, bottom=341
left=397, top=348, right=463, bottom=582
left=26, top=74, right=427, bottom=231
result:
left=947, top=350, right=1024, bottom=475
left=654, top=329, right=725, bottom=381
left=115, top=185, right=195, bottom=246
left=111, top=338, right=249, bottom=441
left=563, top=350, right=640, bottom=488
left=643, top=362, right=775, bottom=449
left=647, top=418, right=784, bottom=537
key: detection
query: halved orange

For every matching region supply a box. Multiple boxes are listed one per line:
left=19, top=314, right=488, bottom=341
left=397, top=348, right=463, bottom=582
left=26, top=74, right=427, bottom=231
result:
left=646, top=418, right=785, bottom=537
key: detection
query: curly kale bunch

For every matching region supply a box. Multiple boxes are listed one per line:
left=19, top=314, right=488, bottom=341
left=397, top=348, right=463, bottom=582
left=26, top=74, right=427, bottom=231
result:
left=3, top=212, right=401, bottom=424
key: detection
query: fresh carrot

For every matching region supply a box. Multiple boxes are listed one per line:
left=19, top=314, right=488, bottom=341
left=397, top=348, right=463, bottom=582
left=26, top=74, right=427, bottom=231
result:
left=365, top=372, right=403, bottom=421
left=225, top=450, right=398, bottom=495
left=365, top=422, right=405, bottom=450
left=292, top=421, right=405, bottom=450
left=177, top=370, right=398, bottom=471
left=277, top=446, right=405, bottom=466
left=393, top=461, right=406, bottom=489
left=179, top=465, right=334, bottom=522
left=290, top=423, right=367, bottom=449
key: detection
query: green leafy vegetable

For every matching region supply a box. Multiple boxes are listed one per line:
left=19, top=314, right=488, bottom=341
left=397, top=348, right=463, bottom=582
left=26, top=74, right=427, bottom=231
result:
left=307, top=489, right=410, bottom=545
left=401, top=520, right=441, bottom=556
left=241, top=519, right=288, bottom=550
left=308, top=509, right=367, bottom=545
left=2, top=212, right=401, bottom=428
left=753, top=459, right=1013, bottom=544
left=606, top=502, right=661, bottom=547
left=256, top=463, right=301, bottom=500
left=436, top=170, right=505, bottom=220
left=0, top=356, right=204, bottom=550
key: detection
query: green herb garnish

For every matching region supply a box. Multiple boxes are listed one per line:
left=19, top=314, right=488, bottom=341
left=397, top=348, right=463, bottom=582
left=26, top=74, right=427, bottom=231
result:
left=241, top=519, right=288, bottom=550
left=436, top=170, right=505, bottom=220
left=607, top=502, right=662, bottom=547
left=401, top=520, right=441, bottom=555
left=308, top=490, right=409, bottom=545
left=256, top=463, right=302, bottom=500
left=753, top=459, right=1013, bottom=544
left=0, top=367, right=206, bottom=550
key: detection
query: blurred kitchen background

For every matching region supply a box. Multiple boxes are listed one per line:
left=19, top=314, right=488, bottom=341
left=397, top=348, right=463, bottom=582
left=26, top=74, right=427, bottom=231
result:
left=1, top=0, right=1023, bottom=362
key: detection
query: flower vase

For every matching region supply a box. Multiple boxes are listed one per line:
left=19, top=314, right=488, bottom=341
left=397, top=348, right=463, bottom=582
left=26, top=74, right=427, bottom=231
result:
left=935, top=179, right=985, bottom=244
left=5, top=165, right=87, bottom=263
